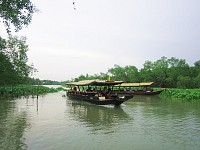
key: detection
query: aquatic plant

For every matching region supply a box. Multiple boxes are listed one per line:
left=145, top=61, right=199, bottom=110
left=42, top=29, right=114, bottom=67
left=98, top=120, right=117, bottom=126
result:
left=160, top=88, right=200, bottom=101
left=0, top=85, right=64, bottom=99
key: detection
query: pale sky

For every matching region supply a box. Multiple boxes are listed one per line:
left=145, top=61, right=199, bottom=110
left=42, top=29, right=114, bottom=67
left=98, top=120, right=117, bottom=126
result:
left=1, top=0, right=200, bottom=81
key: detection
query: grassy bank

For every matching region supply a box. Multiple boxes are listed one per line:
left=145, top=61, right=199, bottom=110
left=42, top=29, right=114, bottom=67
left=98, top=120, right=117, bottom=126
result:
left=0, top=85, right=64, bottom=99
left=160, top=88, right=200, bottom=101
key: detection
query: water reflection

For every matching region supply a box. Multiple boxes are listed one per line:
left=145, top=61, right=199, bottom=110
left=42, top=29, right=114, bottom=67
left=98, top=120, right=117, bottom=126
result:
left=131, top=95, right=162, bottom=102
left=133, top=95, right=200, bottom=119
left=0, top=99, right=29, bottom=150
left=66, top=100, right=130, bottom=134
left=1, top=92, right=200, bottom=150
left=125, top=96, right=200, bottom=149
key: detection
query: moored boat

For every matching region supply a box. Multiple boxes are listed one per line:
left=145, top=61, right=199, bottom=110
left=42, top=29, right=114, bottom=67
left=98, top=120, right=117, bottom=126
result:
left=115, top=82, right=164, bottom=96
left=66, top=79, right=134, bottom=106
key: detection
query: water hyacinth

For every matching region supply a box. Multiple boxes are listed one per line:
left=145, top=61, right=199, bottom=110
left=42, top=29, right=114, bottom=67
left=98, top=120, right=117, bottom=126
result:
left=0, top=85, right=64, bottom=99
left=160, top=88, right=200, bottom=101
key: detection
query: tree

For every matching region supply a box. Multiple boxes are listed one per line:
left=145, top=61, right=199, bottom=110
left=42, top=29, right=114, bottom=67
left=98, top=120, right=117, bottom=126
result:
left=0, top=50, right=18, bottom=85
left=108, top=64, right=126, bottom=81
left=194, top=60, right=200, bottom=67
left=168, top=57, right=180, bottom=67
left=153, top=56, right=168, bottom=69
left=139, top=60, right=155, bottom=83
left=6, top=36, right=35, bottom=78
left=124, top=65, right=139, bottom=82
left=194, top=75, right=200, bottom=88
left=177, top=76, right=194, bottom=89
left=152, top=57, right=169, bottom=87
left=0, top=36, right=36, bottom=85
left=0, top=0, right=38, bottom=33
left=139, top=57, right=190, bottom=87
left=0, top=36, right=16, bottom=85
left=143, top=60, right=154, bottom=71
left=107, top=65, right=139, bottom=82
left=0, top=1, right=37, bottom=85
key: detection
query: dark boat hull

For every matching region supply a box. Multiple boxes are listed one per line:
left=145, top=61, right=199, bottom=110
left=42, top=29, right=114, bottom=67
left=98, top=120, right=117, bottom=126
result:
left=67, top=92, right=132, bottom=106
left=133, top=89, right=164, bottom=95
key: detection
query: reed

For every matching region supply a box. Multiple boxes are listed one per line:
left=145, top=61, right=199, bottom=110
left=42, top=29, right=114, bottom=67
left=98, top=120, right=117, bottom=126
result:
left=0, top=85, right=64, bottom=98
left=160, top=88, right=200, bottom=101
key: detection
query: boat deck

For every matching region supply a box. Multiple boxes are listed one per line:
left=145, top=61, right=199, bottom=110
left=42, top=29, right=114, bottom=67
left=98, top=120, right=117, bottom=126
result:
left=99, top=97, right=112, bottom=101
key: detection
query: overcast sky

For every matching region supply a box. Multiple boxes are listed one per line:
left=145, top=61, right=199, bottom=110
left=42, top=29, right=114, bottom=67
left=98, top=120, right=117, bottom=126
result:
left=1, top=0, right=200, bottom=81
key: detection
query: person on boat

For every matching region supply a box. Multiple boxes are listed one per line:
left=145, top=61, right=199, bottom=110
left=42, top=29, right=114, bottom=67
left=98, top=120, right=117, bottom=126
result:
left=101, top=87, right=107, bottom=96
left=73, top=87, right=77, bottom=93
left=107, top=88, right=111, bottom=95
left=86, top=87, right=91, bottom=92
left=101, top=87, right=112, bottom=99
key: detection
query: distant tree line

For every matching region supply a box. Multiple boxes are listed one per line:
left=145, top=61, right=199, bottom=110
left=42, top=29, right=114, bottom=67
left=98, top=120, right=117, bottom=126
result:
left=72, top=57, right=200, bottom=89
left=31, top=78, right=61, bottom=85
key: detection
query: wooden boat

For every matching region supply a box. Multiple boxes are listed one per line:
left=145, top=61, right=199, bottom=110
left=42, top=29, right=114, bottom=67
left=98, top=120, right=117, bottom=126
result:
left=115, top=82, right=164, bottom=96
left=66, top=79, right=134, bottom=106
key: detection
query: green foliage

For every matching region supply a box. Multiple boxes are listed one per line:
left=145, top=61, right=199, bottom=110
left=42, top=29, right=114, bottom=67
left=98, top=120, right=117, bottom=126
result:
left=140, top=57, right=191, bottom=87
left=0, top=0, right=38, bottom=33
left=108, top=64, right=139, bottom=82
left=0, top=0, right=37, bottom=86
left=0, top=36, right=36, bottom=85
left=177, top=76, right=194, bottom=89
left=73, top=73, right=104, bottom=82
left=108, top=64, right=127, bottom=81
left=0, top=85, right=63, bottom=98
left=194, top=60, right=200, bottom=67
left=6, top=36, right=35, bottom=77
left=70, top=56, right=200, bottom=89
left=0, top=50, right=18, bottom=85
left=160, top=88, right=200, bottom=101
left=31, top=78, right=61, bottom=85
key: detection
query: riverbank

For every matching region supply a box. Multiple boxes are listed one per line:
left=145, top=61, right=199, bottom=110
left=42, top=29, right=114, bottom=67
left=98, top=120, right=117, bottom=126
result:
left=160, top=88, right=200, bottom=101
left=0, top=85, right=64, bottom=99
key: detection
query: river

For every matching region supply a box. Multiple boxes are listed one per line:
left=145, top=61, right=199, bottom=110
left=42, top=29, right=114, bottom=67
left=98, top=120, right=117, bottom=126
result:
left=0, top=89, right=200, bottom=150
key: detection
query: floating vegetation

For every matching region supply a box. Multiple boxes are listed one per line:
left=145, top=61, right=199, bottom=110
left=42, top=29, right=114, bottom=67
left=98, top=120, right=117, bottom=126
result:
left=0, top=85, right=64, bottom=99
left=160, top=88, right=200, bottom=101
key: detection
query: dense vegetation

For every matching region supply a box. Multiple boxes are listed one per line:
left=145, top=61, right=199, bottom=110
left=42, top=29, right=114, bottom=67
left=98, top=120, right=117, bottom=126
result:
left=0, top=1, right=55, bottom=98
left=0, top=36, right=37, bottom=85
left=0, top=0, right=37, bottom=33
left=0, top=0, right=37, bottom=86
left=160, top=88, right=200, bottom=101
left=0, top=85, right=64, bottom=99
left=31, top=78, right=61, bottom=85
left=72, top=57, right=200, bottom=89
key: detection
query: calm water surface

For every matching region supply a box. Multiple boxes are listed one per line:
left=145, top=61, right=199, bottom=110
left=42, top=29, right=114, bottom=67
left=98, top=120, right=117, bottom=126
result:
left=0, top=90, right=200, bottom=150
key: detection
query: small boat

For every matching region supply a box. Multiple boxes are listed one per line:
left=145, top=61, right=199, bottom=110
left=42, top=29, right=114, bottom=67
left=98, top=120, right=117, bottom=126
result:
left=66, top=79, right=134, bottom=106
left=115, top=82, right=164, bottom=96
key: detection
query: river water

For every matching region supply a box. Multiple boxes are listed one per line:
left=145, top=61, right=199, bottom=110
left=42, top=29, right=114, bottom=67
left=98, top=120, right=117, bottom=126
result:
left=0, top=90, right=200, bottom=150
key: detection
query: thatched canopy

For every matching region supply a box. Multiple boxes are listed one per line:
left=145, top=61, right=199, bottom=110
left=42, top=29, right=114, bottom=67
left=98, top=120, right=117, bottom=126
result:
left=118, top=82, right=154, bottom=87
left=66, top=79, right=124, bottom=86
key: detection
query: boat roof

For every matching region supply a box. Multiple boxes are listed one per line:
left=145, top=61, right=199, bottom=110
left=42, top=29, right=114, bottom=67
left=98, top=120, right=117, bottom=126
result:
left=118, top=82, right=154, bottom=87
left=66, top=79, right=124, bottom=86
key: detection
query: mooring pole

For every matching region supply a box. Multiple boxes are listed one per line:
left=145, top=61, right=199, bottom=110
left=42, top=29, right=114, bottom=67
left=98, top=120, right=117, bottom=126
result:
left=37, top=81, right=39, bottom=99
